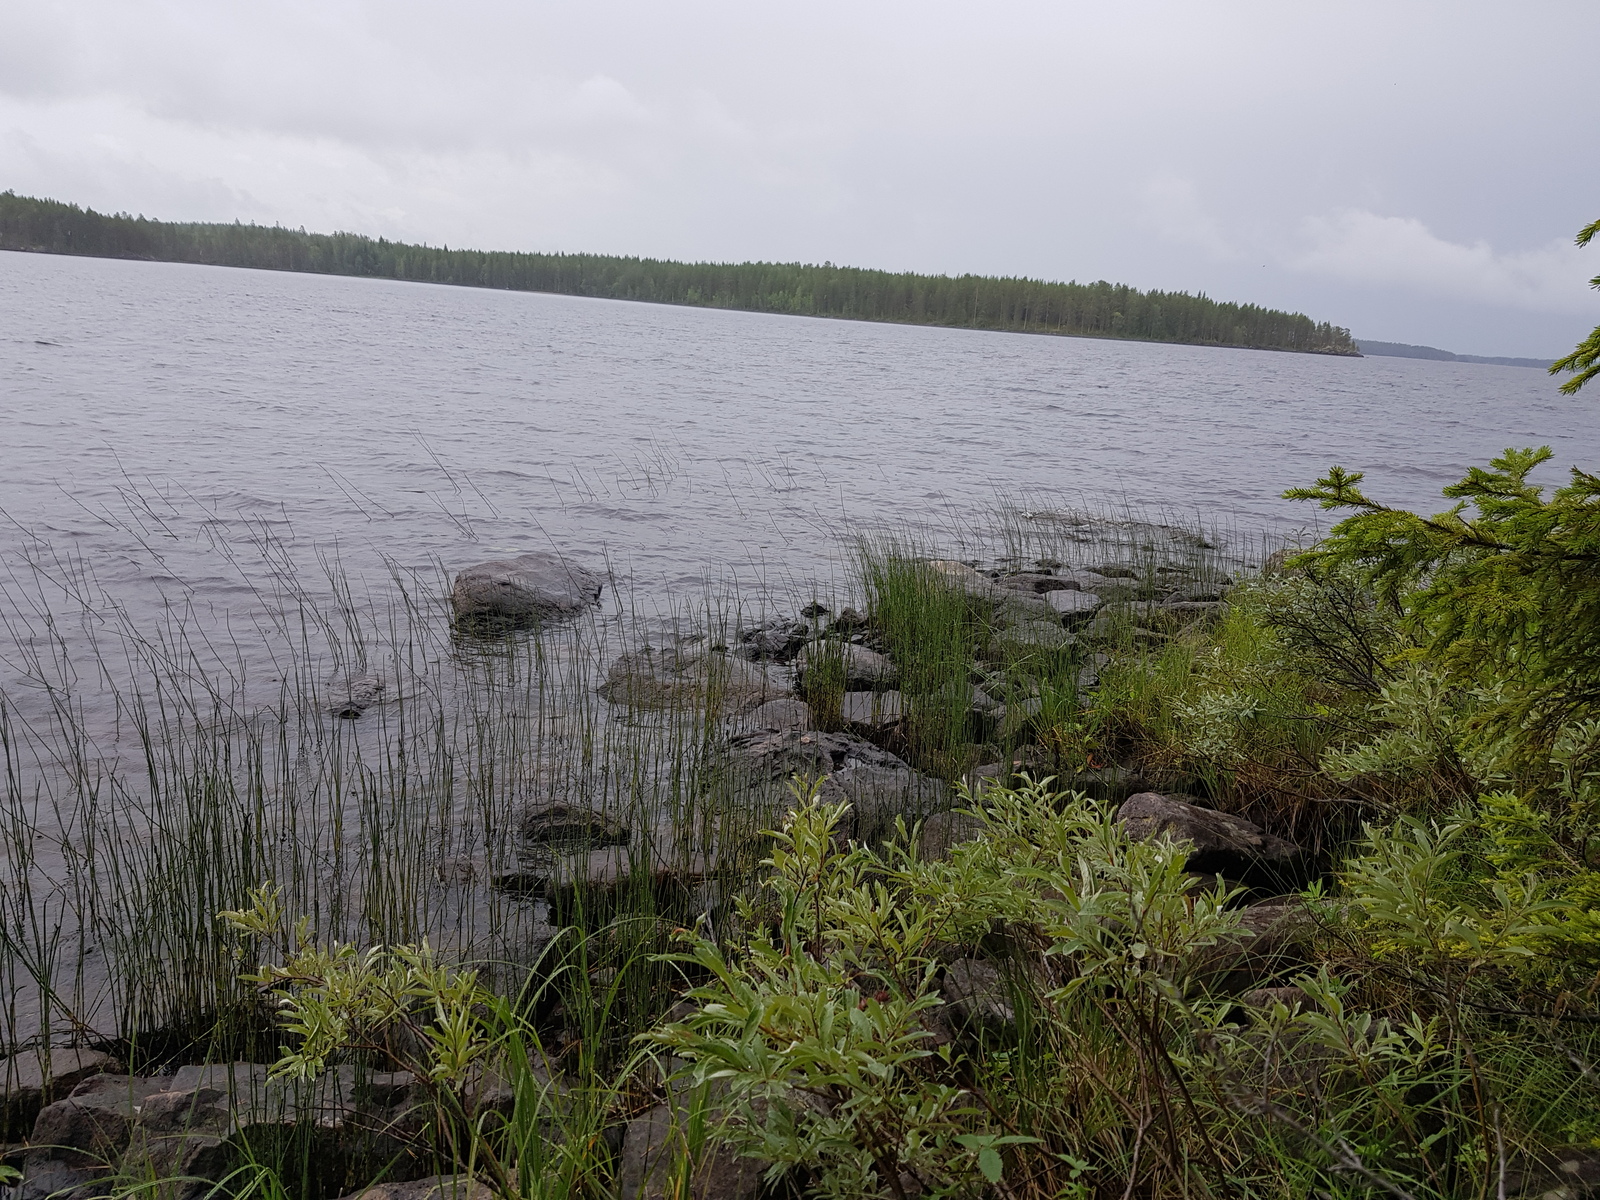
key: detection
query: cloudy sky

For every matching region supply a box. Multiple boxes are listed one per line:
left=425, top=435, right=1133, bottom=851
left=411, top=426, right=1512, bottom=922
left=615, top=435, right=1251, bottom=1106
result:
left=2, top=0, right=1595, bottom=358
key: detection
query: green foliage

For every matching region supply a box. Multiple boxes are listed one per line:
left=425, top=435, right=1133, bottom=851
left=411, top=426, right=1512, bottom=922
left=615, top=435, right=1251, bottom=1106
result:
left=0, top=190, right=1358, bottom=355
left=1550, top=216, right=1600, bottom=395
left=1287, top=447, right=1600, bottom=777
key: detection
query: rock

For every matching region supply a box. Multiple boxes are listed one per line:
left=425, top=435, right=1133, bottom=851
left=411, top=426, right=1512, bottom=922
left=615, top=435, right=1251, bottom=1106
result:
left=733, top=620, right=809, bottom=663
left=518, top=802, right=629, bottom=851
left=737, top=697, right=815, bottom=733
left=598, top=648, right=785, bottom=715
left=922, top=560, right=998, bottom=599
left=1089, top=564, right=1139, bottom=580
left=989, top=620, right=1076, bottom=658
left=617, top=1103, right=764, bottom=1200
left=334, top=1177, right=487, bottom=1200
left=1503, top=1147, right=1600, bottom=1200
left=940, top=959, right=1015, bottom=1035
left=327, top=671, right=385, bottom=719
left=28, top=1075, right=166, bottom=1168
left=1194, top=899, right=1317, bottom=992
left=714, top=729, right=948, bottom=844
left=1046, top=589, right=1102, bottom=619
left=992, top=592, right=1059, bottom=625
left=1162, top=585, right=1229, bottom=604
left=1116, top=793, right=1303, bottom=886
left=795, top=642, right=899, bottom=691
left=916, top=809, right=986, bottom=860
left=996, top=572, right=1077, bottom=594
left=1241, top=986, right=1308, bottom=1011
left=839, top=690, right=904, bottom=733
left=1, top=1049, right=117, bottom=1139
left=16, top=1155, right=104, bottom=1200
left=995, top=696, right=1044, bottom=736
left=450, top=553, right=603, bottom=626
left=493, top=845, right=712, bottom=918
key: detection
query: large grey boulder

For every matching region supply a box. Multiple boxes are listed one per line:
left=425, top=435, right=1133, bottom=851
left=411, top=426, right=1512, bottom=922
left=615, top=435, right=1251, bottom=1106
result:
left=1046, top=589, right=1102, bottom=619
left=714, top=729, right=948, bottom=844
left=940, top=959, right=1016, bottom=1036
left=1117, top=793, right=1303, bottom=886
left=598, top=648, right=785, bottom=715
left=20, top=1075, right=167, bottom=1200
left=1, top=1048, right=116, bottom=1139
left=450, top=553, right=603, bottom=625
left=617, top=1103, right=764, bottom=1200
left=839, top=690, right=904, bottom=733
left=737, top=696, right=815, bottom=733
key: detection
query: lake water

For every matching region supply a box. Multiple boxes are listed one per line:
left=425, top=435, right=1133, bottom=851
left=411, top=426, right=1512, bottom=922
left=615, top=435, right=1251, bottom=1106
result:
left=3, top=248, right=1597, bottom=1042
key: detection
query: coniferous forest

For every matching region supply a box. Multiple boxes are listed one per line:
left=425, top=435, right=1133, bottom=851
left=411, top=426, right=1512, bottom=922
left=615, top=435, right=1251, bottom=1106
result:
left=0, top=191, right=1358, bottom=355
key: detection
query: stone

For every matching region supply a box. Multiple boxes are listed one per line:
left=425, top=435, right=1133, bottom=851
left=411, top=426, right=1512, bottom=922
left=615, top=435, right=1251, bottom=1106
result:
left=617, top=1103, right=764, bottom=1200
left=1194, top=900, right=1317, bottom=992
left=794, top=642, right=899, bottom=691
left=737, top=697, right=815, bottom=733
left=916, top=809, right=986, bottom=860
left=992, top=592, right=1059, bottom=625
left=1046, top=589, right=1102, bottom=619
left=1116, top=793, right=1303, bottom=886
left=1, top=1049, right=117, bottom=1139
left=1241, top=986, right=1309, bottom=1011
left=518, top=801, right=629, bottom=851
left=598, top=648, right=785, bottom=715
left=839, top=690, right=904, bottom=733
left=996, top=572, right=1077, bottom=594
left=28, top=1075, right=166, bottom=1168
left=714, top=729, right=948, bottom=844
left=989, top=620, right=1076, bottom=658
left=940, top=959, right=1015, bottom=1035
left=450, top=553, right=603, bottom=626
left=733, top=620, right=809, bottom=663
left=922, top=560, right=998, bottom=599
left=327, top=671, right=385, bottom=719
left=1503, top=1147, right=1600, bottom=1200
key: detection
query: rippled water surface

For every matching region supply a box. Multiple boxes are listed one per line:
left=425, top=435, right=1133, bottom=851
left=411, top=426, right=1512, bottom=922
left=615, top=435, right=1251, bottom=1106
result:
left=3, top=248, right=1598, bottom=692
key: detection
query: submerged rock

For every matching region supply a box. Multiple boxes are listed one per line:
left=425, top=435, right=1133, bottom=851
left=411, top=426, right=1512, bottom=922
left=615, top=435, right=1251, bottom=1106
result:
left=518, top=802, right=629, bottom=851
left=327, top=671, right=385, bottom=719
left=450, top=553, right=604, bottom=626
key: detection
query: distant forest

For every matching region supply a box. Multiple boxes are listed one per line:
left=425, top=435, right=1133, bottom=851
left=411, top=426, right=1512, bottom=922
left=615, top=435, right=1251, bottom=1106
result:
left=0, top=191, right=1358, bottom=356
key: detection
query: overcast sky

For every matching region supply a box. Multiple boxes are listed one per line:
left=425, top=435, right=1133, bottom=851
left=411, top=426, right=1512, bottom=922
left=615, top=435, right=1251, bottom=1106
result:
left=2, top=0, right=1596, bottom=358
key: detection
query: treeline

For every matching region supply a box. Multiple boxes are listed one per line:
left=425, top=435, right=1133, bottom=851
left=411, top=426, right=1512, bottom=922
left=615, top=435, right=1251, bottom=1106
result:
left=0, top=191, right=1358, bottom=355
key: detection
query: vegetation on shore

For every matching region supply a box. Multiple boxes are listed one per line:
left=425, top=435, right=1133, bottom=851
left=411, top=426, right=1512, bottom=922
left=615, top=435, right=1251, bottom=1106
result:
left=0, top=191, right=1357, bottom=356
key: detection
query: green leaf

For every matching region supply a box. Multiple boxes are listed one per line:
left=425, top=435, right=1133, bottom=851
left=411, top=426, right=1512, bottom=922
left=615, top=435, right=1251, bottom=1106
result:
left=978, top=1148, right=1004, bottom=1183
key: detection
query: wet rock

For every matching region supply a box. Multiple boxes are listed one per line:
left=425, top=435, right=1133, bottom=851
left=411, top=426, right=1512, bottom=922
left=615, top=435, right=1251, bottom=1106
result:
left=598, top=648, right=785, bottom=715
left=493, top=846, right=711, bottom=915
left=1, top=1049, right=117, bottom=1139
left=450, top=553, right=603, bottom=626
left=1116, top=793, right=1303, bottom=886
left=617, top=1103, right=765, bottom=1200
left=328, top=672, right=385, bottom=719
left=940, top=959, right=1015, bottom=1035
left=519, top=802, right=629, bottom=851
left=733, top=620, right=809, bottom=663
left=795, top=642, right=899, bottom=691
left=1046, top=589, right=1102, bottom=619
left=737, top=697, right=815, bottom=733
left=839, top=690, right=904, bottom=733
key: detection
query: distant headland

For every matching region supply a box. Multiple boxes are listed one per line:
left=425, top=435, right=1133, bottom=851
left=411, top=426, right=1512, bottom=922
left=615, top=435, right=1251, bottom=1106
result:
left=1356, top=338, right=1553, bottom=370
left=0, top=190, right=1357, bottom=357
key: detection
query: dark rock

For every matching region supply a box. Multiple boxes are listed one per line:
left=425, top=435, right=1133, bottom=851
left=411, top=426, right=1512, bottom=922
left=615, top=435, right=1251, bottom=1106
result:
left=328, top=671, right=385, bottom=719
left=518, top=802, right=629, bottom=851
left=1193, top=899, right=1317, bottom=992
left=617, top=1103, right=764, bottom=1200
left=1, top=1049, right=117, bottom=1140
left=799, top=602, right=830, bottom=619
left=795, top=642, right=898, bottom=691
left=997, top=572, right=1077, bottom=594
left=988, top=620, right=1076, bottom=659
left=598, top=648, right=785, bottom=715
left=1503, top=1147, right=1600, bottom=1199
left=29, top=1075, right=165, bottom=1167
left=940, top=959, right=1015, bottom=1035
left=733, top=620, right=809, bottom=663
left=1116, top=793, right=1303, bottom=886
left=16, top=1154, right=106, bottom=1200
left=450, top=553, right=603, bottom=626
left=1241, top=986, right=1308, bottom=1011
left=916, top=810, right=986, bottom=860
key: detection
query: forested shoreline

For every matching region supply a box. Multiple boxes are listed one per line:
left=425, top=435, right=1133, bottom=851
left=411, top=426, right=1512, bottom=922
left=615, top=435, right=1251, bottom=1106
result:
left=0, top=191, right=1358, bottom=355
